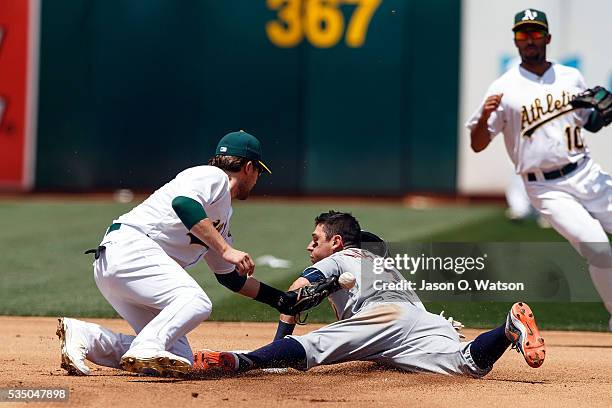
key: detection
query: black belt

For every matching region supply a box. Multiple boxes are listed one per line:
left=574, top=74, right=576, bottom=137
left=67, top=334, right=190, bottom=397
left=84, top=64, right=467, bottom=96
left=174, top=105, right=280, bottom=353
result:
left=527, top=161, right=579, bottom=182
left=84, top=223, right=122, bottom=259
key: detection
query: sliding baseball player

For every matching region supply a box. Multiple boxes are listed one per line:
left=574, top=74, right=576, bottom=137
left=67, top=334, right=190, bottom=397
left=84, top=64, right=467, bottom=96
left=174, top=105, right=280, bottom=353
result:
left=193, top=211, right=545, bottom=377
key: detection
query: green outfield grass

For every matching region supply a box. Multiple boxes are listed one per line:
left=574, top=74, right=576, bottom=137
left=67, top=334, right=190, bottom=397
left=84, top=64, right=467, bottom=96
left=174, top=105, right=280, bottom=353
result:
left=0, top=199, right=608, bottom=331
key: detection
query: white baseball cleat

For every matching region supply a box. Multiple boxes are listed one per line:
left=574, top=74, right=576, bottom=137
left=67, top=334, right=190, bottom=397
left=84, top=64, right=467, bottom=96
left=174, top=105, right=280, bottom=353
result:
left=56, top=317, right=91, bottom=375
left=120, top=348, right=191, bottom=377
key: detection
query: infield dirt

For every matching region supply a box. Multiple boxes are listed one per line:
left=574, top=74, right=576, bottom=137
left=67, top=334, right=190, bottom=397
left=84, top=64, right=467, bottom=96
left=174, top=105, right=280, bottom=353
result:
left=1, top=317, right=611, bottom=407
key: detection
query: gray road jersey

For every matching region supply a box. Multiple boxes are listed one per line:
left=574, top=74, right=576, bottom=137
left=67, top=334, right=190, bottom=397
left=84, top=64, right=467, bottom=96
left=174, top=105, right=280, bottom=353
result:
left=312, top=248, right=425, bottom=320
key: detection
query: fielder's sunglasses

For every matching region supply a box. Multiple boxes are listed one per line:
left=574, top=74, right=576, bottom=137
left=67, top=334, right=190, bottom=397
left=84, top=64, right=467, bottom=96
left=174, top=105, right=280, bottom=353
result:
left=514, top=30, right=548, bottom=41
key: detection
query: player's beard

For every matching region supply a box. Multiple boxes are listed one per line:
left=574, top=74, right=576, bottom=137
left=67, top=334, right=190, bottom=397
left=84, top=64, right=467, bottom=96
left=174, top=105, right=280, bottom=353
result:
left=521, top=45, right=545, bottom=66
left=235, top=180, right=252, bottom=200
left=523, top=53, right=544, bottom=65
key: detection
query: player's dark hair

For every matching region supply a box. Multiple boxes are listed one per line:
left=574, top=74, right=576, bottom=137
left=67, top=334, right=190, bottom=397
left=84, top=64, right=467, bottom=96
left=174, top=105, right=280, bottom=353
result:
left=208, top=155, right=252, bottom=173
left=315, top=211, right=361, bottom=248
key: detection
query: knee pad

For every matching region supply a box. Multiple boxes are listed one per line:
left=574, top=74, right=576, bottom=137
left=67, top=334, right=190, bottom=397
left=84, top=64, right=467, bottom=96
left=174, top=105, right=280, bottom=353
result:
left=215, top=270, right=247, bottom=292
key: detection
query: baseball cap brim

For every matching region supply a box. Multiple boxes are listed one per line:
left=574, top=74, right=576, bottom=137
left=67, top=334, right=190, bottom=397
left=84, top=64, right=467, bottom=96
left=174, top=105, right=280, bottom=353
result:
left=513, top=20, right=548, bottom=32
left=258, top=160, right=272, bottom=175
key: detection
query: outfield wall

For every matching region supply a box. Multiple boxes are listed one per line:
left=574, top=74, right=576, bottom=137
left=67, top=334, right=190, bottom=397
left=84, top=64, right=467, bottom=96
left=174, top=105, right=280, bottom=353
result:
left=0, top=0, right=39, bottom=191
left=2, top=0, right=610, bottom=195
left=34, top=0, right=460, bottom=194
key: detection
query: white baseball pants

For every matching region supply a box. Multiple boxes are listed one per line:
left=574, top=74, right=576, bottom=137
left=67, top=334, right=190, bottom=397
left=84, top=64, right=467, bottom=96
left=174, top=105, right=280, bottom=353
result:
left=77, top=225, right=212, bottom=368
left=506, top=171, right=533, bottom=219
left=524, top=157, right=612, bottom=317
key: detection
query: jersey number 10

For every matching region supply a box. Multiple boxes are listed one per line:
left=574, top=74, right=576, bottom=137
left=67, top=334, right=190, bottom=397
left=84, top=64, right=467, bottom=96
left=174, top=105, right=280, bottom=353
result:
left=565, top=126, right=585, bottom=152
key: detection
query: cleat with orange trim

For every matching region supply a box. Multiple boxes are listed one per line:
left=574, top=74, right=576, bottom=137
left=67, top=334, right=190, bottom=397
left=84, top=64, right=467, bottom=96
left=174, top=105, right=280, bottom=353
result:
left=192, top=349, right=241, bottom=373
left=505, top=302, right=546, bottom=368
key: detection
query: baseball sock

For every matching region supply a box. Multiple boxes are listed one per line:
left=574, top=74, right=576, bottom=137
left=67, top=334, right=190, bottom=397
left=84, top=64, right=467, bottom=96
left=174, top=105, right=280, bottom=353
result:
left=273, top=320, right=296, bottom=341
left=469, top=324, right=511, bottom=370
left=241, top=337, right=306, bottom=371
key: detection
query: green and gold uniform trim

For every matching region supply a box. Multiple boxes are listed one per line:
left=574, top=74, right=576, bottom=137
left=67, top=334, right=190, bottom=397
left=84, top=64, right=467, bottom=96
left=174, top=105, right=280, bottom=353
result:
left=513, top=20, right=548, bottom=31
left=171, top=196, right=207, bottom=230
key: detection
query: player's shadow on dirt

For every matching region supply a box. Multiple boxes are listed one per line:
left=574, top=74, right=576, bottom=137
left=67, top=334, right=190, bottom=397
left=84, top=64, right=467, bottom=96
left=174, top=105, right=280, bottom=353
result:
left=127, top=362, right=392, bottom=382
left=556, top=344, right=612, bottom=349
left=123, top=362, right=552, bottom=383
left=486, top=378, right=547, bottom=384
left=126, top=372, right=292, bottom=383
left=128, top=378, right=193, bottom=383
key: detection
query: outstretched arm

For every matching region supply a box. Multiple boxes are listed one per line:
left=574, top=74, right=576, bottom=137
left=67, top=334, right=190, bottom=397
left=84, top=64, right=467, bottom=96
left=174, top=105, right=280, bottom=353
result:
left=272, top=266, right=336, bottom=340
left=190, top=219, right=254, bottom=275
left=172, top=196, right=254, bottom=276
left=273, top=277, right=311, bottom=340
left=214, top=271, right=296, bottom=313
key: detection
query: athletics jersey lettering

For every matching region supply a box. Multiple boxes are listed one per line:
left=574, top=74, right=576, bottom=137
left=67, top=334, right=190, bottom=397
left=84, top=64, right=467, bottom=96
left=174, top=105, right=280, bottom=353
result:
left=520, top=91, right=575, bottom=131
left=187, top=219, right=229, bottom=248
left=187, top=233, right=208, bottom=248
left=466, top=63, right=592, bottom=173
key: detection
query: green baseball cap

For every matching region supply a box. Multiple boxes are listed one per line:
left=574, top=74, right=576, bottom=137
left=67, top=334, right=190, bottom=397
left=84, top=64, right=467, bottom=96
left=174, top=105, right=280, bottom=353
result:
left=215, top=130, right=271, bottom=174
left=513, top=8, right=548, bottom=32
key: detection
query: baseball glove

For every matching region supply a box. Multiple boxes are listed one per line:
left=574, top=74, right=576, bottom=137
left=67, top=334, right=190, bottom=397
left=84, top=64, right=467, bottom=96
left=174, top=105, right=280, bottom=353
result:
left=276, top=276, right=340, bottom=317
left=570, top=86, right=612, bottom=126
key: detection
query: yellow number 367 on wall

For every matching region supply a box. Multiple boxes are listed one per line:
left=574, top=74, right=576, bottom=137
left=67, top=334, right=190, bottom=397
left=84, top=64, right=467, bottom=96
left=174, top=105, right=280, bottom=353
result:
left=266, top=0, right=382, bottom=48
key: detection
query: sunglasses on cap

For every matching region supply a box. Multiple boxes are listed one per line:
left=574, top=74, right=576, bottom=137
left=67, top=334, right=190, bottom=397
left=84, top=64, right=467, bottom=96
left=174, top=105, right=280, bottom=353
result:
left=514, top=30, right=548, bottom=41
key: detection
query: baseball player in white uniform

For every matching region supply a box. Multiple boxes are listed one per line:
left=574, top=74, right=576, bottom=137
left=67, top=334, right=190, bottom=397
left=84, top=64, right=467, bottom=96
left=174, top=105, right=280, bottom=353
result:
left=56, top=131, right=301, bottom=376
left=193, top=211, right=546, bottom=376
left=467, top=9, right=612, bottom=330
